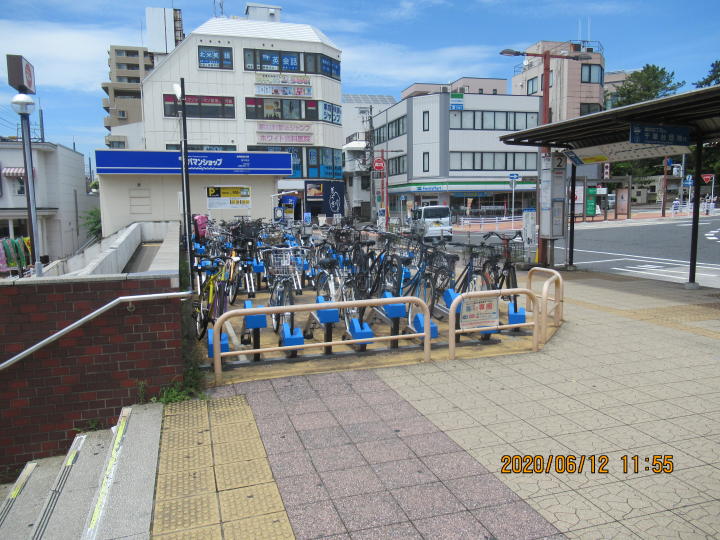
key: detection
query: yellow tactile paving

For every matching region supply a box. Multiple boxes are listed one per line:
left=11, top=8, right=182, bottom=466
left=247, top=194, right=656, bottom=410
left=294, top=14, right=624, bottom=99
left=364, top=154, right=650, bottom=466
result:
left=213, top=438, right=266, bottom=464
left=219, top=483, right=285, bottom=521
left=164, top=400, right=208, bottom=416
left=153, top=397, right=294, bottom=539
left=223, top=512, right=295, bottom=540
left=156, top=467, right=217, bottom=501
left=211, top=422, right=260, bottom=444
left=158, top=445, right=214, bottom=474
left=160, top=428, right=211, bottom=450
left=209, top=406, right=254, bottom=425
left=163, top=413, right=210, bottom=431
left=215, top=458, right=274, bottom=491
left=152, top=493, right=220, bottom=535
left=153, top=524, right=223, bottom=540
left=208, top=395, right=249, bottom=410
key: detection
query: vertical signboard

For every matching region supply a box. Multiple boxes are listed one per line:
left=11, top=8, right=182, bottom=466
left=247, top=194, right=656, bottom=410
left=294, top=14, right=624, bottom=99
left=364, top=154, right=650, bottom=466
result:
left=585, top=187, right=597, bottom=216
left=540, top=152, right=567, bottom=239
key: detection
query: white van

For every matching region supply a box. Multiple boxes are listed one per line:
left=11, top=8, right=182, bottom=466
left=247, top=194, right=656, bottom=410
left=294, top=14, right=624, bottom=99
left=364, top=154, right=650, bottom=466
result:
left=410, top=205, right=452, bottom=240
left=607, top=193, right=616, bottom=209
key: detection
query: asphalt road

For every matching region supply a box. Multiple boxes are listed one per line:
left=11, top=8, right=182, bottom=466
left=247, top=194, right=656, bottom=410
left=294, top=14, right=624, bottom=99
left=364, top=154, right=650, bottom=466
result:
left=554, top=216, right=720, bottom=288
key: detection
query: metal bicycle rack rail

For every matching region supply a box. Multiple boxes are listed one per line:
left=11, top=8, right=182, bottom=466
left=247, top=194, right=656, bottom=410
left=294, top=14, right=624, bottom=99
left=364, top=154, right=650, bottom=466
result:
left=527, top=267, right=564, bottom=343
left=212, top=296, right=433, bottom=386
left=446, top=288, right=540, bottom=361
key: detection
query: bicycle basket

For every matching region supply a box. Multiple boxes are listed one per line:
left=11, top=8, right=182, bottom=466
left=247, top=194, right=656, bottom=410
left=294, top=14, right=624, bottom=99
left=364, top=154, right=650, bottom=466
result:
left=504, top=241, right=526, bottom=263
left=263, top=249, right=296, bottom=276
left=471, top=244, right=500, bottom=267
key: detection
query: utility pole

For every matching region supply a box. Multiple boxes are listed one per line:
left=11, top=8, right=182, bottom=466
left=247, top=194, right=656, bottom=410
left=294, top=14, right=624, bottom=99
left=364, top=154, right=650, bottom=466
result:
left=661, top=156, right=668, bottom=217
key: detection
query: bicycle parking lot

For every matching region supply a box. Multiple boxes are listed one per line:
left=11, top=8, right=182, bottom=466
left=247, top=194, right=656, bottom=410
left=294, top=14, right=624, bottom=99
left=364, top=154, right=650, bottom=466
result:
left=188, top=215, right=563, bottom=385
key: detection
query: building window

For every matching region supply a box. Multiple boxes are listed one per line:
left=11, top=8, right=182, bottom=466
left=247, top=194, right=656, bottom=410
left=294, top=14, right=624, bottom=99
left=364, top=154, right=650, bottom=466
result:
left=108, top=141, right=126, bottom=149
left=243, top=49, right=340, bottom=79
left=163, top=95, right=235, bottom=119
left=117, top=110, right=127, bottom=118
left=423, top=152, right=429, bottom=172
left=580, top=102, right=603, bottom=116
left=423, top=111, right=429, bottom=131
left=581, top=64, right=604, bottom=84
left=527, top=77, right=538, bottom=95
left=478, top=89, right=484, bottom=94
left=166, top=144, right=237, bottom=151
left=540, top=71, right=554, bottom=88
left=198, top=45, right=233, bottom=70
left=449, top=152, right=538, bottom=171
left=361, top=176, right=370, bottom=190
left=16, top=178, right=24, bottom=195
left=492, top=89, right=497, bottom=95
left=388, top=155, right=407, bottom=177
left=451, top=110, right=538, bottom=131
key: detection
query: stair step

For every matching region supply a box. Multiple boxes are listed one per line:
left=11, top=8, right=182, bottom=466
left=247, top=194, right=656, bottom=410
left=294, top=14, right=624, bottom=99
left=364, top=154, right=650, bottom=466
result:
left=93, top=403, right=163, bottom=540
left=0, top=455, right=65, bottom=539
left=31, top=430, right=114, bottom=540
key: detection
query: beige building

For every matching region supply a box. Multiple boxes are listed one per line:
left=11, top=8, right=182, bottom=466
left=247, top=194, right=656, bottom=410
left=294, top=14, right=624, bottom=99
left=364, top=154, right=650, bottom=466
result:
left=102, top=8, right=185, bottom=149
left=604, top=69, right=635, bottom=109
left=511, top=40, right=605, bottom=121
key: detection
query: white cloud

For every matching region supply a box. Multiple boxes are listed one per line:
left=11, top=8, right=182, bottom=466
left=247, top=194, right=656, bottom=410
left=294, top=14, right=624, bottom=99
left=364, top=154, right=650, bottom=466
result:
left=0, top=19, right=138, bottom=93
left=339, top=40, right=506, bottom=89
left=284, top=12, right=370, bottom=34
left=387, top=0, right=449, bottom=20
left=475, top=0, right=635, bottom=14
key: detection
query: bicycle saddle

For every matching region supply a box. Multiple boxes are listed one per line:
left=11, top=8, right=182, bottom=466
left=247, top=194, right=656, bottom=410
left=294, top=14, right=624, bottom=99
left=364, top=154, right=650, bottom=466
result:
left=318, top=258, right=339, bottom=270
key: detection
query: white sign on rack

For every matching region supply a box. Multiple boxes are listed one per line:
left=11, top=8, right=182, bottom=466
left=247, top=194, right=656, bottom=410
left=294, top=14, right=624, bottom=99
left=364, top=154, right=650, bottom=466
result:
left=459, top=297, right=499, bottom=330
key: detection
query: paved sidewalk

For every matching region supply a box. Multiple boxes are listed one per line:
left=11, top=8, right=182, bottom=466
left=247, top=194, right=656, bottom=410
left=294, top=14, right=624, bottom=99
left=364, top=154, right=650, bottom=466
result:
left=183, top=270, right=720, bottom=539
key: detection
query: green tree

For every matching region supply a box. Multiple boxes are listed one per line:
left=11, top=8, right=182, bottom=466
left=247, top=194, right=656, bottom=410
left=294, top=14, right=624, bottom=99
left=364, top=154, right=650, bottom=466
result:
left=83, top=208, right=102, bottom=240
left=612, top=64, right=685, bottom=107
left=694, top=60, right=720, bottom=88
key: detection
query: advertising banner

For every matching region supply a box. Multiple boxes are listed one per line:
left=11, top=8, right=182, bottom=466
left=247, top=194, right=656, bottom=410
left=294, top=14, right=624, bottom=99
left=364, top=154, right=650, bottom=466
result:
left=256, top=73, right=311, bottom=86
left=255, top=85, right=312, bottom=97
left=304, top=180, right=345, bottom=215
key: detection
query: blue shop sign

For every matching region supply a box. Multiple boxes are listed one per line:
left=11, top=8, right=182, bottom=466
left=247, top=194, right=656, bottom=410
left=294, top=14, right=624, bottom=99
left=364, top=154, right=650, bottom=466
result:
left=96, top=150, right=292, bottom=175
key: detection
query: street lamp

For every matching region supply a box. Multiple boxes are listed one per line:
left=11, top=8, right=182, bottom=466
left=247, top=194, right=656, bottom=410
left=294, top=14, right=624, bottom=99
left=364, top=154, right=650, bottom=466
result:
left=11, top=93, right=42, bottom=277
left=500, top=47, right=592, bottom=266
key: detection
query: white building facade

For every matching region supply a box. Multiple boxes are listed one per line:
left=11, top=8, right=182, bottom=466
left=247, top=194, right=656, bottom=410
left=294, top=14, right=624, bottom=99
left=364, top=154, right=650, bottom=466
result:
left=372, top=90, right=541, bottom=218
left=98, top=4, right=345, bottom=234
left=0, top=142, right=98, bottom=260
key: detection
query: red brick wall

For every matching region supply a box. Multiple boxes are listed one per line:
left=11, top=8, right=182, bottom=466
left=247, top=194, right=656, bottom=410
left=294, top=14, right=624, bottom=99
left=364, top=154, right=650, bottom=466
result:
left=0, top=277, right=183, bottom=480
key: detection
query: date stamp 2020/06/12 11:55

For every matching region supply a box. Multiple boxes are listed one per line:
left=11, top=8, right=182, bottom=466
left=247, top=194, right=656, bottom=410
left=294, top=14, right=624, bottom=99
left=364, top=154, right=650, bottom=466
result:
left=500, top=454, right=674, bottom=475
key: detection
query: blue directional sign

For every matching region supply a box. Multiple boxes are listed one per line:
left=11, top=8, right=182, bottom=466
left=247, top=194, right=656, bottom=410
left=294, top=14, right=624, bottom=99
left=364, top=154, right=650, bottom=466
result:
left=629, top=123, right=691, bottom=146
left=96, top=150, right=292, bottom=175
left=683, top=175, right=694, bottom=187
left=508, top=173, right=520, bottom=180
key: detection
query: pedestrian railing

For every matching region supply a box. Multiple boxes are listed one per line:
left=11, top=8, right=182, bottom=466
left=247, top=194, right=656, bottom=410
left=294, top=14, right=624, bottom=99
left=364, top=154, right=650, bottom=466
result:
left=446, top=289, right=540, bottom=361
left=212, top=296, right=432, bottom=386
left=527, top=267, right=564, bottom=343
left=456, top=216, right=523, bottom=231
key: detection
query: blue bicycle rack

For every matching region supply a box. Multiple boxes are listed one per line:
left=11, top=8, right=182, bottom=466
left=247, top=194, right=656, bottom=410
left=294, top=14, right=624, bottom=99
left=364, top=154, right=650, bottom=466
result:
left=207, top=328, right=229, bottom=359
left=507, top=301, right=526, bottom=326
left=348, top=318, right=374, bottom=342
left=241, top=300, right=266, bottom=361
left=412, top=313, right=439, bottom=339
left=302, top=296, right=340, bottom=355
left=280, top=323, right=304, bottom=358
left=380, top=292, right=405, bottom=349
left=443, top=289, right=462, bottom=312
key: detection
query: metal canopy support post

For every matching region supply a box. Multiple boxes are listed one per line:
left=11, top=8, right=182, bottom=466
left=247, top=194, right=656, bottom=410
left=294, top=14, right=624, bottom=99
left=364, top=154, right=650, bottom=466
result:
left=20, top=113, right=42, bottom=275
left=688, top=136, right=703, bottom=286
left=568, top=164, right=577, bottom=267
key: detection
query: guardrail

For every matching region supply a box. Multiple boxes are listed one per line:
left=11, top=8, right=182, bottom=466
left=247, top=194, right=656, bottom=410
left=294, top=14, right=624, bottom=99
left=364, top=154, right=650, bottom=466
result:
left=446, top=288, right=539, bottom=361
left=456, top=216, right=523, bottom=231
left=0, top=290, right=193, bottom=373
left=212, top=296, right=432, bottom=386
left=527, top=267, right=564, bottom=343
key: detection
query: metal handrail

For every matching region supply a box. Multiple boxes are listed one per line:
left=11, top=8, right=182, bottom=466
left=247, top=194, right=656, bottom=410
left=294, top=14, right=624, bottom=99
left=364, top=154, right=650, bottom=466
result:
left=0, top=290, right=193, bottom=372
left=213, top=296, right=432, bottom=386
left=447, top=288, right=540, bottom=360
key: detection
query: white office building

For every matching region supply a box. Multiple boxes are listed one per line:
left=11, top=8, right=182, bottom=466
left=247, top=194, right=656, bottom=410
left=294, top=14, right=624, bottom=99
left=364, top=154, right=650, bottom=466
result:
left=371, top=83, right=541, bottom=219
left=97, top=3, right=345, bottom=234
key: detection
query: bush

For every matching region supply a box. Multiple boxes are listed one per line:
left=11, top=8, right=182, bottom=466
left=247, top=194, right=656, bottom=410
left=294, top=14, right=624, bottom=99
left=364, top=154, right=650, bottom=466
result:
left=83, top=208, right=102, bottom=240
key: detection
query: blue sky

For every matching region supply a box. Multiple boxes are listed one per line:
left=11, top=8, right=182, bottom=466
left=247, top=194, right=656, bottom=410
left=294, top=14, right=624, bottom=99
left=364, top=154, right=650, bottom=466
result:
left=1, top=0, right=718, bottom=165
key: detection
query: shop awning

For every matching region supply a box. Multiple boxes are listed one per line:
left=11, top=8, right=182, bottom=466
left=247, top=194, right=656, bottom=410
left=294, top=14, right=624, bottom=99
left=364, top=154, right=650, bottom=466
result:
left=2, top=167, right=26, bottom=177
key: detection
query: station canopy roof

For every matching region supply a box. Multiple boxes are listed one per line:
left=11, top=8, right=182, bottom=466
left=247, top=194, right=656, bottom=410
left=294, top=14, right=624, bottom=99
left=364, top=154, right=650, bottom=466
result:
left=500, top=85, right=720, bottom=163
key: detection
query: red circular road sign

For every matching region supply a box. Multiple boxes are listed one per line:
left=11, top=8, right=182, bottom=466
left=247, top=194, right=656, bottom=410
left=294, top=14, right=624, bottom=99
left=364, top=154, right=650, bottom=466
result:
left=373, top=158, right=385, bottom=171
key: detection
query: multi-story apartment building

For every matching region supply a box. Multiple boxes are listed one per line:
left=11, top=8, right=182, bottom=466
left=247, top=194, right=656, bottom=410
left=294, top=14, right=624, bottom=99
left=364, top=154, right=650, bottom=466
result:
left=604, top=69, right=634, bottom=109
left=342, top=94, right=396, bottom=219
left=371, top=83, right=540, bottom=218
left=401, top=77, right=506, bottom=99
left=510, top=40, right=605, bottom=121
left=97, top=3, right=344, bottom=233
left=102, top=8, right=185, bottom=149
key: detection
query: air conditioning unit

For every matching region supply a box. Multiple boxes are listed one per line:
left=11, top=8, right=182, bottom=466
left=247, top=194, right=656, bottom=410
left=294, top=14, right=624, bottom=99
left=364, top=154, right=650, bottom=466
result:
left=585, top=47, right=594, bottom=52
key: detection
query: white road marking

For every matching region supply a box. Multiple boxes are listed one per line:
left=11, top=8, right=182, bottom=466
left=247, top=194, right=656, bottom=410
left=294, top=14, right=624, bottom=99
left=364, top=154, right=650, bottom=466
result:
left=571, top=258, right=628, bottom=265
left=570, top=248, right=720, bottom=269
left=611, top=267, right=686, bottom=280
left=624, top=266, right=717, bottom=277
